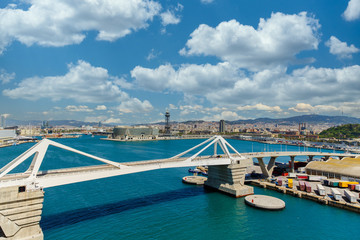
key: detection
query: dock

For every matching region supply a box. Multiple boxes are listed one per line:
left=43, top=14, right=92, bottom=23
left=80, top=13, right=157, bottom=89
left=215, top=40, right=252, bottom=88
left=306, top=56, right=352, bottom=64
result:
left=247, top=179, right=360, bottom=213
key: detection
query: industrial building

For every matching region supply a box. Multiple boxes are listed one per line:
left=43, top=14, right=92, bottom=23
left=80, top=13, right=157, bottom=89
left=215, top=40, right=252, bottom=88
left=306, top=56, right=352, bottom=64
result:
left=0, top=129, right=17, bottom=147
left=112, top=126, right=159, bottom=141
left=306, top=156, right=360, bottom=182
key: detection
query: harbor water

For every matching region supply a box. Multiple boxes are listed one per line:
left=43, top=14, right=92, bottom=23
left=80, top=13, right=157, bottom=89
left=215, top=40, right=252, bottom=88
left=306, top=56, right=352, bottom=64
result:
left=0, top=136, right=359, bottom=240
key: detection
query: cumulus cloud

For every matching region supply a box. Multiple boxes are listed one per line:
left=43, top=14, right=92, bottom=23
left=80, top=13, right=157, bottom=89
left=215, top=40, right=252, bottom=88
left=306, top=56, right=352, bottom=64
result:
left=133, top=60, right=360, bottom=109
left=343, top=0, right=360, bottom=21
left=3, top=60, right=135, bottom=103
left=0, top=0, right=162, bottom=54
left=203, top=111, right=244, bottom=121
left=237, top=103, right=282, bottom=112
left=0, top=69, right=15, bottom=84
left=289, top=103, right=340, bottom=113
left=3, top=60, right=153, bottom=115
left=325, top=36, right=359, bottom=59
left=180, top=12, right=320, bottom=71
left=179, top=104, right=204, bottom=115
left=95, top=105, right=107, bottom=111
left=160, top=10, right=181, bottom=26
left=169, top=104, right=177, bottom=110
left=117, top=99, right=153, bottom=113
left=132, top=62, right=240, bottom=94
left=65, top=105, right=93, bottom=112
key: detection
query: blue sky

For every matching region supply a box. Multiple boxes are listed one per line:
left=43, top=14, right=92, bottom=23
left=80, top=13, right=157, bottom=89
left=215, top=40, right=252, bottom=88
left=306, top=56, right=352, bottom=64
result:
left=0, top=0, right=359, bottom=124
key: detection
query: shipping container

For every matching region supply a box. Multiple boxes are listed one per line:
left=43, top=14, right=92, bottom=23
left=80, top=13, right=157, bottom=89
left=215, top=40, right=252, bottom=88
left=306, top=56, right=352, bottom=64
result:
left=329, top=180, right=339, bottom=187
left=288, top=173, right=297, bottom=178
left=317, top=184, right=326, bottom=196
left=355, top=185, right=360, bottom=192
left=322, top=179, right=329, bottom=186
left=299, top=181, right=306, bottom=191
left=305, top=182, right=312, bottom=193
left=331, top=188, right=342, bottom=201
left=288, top=179, right=293, bottom=188
left=277, top=178, right=284, bottom=186
left=296, top=174, right=308, bottom=180
left=339, top=181, right=359, bottom=188
left=344, top=190, right=357, bottom=203
left=282, top=172, right=289, bottom=176
left=348, top=184, right=357, bottom=191
left=297, top=167, right=306, bottom=173
left=308, top=175, right=322, bottom=182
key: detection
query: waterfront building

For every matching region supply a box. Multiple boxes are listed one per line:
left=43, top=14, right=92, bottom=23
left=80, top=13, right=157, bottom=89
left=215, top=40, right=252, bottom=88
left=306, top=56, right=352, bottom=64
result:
left=112, top=126, right=159, bottom=140
left=306, top=156, right=360, bottom=181
left=0, top=129, right=17, bottom=147
left=219, top=120, right=225, bottom=133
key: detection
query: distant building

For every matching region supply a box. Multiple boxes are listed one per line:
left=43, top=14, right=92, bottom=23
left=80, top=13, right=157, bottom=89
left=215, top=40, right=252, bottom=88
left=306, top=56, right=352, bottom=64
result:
left=219, top=120, right=225, bottom=133
left=165, top=111, right=171, bottom=135
left=112, top=126, right=159, bottom=141
left=0, top=129, right=17, bottom=147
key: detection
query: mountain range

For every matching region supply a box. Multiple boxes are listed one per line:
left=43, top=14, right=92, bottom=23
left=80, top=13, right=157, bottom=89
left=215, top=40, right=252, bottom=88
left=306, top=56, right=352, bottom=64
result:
left=3, top=114, right=360, bottom=128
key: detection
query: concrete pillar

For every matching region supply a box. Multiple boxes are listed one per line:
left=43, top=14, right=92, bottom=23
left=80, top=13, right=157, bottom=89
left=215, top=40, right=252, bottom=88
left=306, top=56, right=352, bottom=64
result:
left=0, top=186, right=44, bottom=240
left=257, top=156, right=277, bottom=178
left=267, top=157, right=277, bottom=177
left=204, top=158, right=254, bottom=197
left=290, top=156, right=295, bottom=173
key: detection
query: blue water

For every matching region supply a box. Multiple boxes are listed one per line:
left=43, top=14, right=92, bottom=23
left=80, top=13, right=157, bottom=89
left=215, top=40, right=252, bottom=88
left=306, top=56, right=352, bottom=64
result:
left=0, top=136, right=358, bottom=239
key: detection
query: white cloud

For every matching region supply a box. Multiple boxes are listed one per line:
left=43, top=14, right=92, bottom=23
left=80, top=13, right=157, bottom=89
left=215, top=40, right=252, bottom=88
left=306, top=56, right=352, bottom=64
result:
left=103, top=118, right=122, bottom=124
left=132, top=62, right=240, bottom=94
left=179, top=104, right=204, bottom=115
left=237, top=103, right=282, bottom=112
left=169, top=104, right=177, bottom=110
left=180, top=12, right=320, bottom=71
left=0, top=0, right=162, bottom=54
left=95, top=105, right=107, bottom=111
left=160, top=10, right=181, bottom=26
left=343, top=0, right=360, bottom=21
left=146, top=48, right=160, bottom=61
left=133, top=60, right=360, bottom=109
left=203, top=111, right=243, bottom=121
left=117, top=98, right=153, bottom=113
left=3, top=60, right=144, bottom=105
left=325, top=36, right=359, bottom=59
left=0, top=69, right=15, bottom=84
left=289, top=103, right=340, bottom=113
left=65, top=105, right=93, bottom=112
left=201, top=0, right=214, bottom=4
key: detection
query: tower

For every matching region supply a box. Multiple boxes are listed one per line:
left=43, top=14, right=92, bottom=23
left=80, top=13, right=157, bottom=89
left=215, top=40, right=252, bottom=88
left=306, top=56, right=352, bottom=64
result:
left=165, top=111, right=171, bottom=135
left=219, top=119, right=225, bottom=133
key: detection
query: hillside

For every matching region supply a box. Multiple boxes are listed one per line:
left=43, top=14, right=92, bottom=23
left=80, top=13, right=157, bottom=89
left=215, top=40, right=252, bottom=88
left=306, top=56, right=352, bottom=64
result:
left=319, top=124, right=360, bottom=139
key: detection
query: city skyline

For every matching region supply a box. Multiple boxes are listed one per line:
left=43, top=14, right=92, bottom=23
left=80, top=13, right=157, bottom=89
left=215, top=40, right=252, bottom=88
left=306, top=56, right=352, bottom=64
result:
left=0, top=0, right=359, bottom=124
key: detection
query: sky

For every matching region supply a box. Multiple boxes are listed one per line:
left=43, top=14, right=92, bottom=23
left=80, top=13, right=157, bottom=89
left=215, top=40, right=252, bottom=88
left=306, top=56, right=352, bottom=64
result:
left=0, top=0, right=359, bottom=125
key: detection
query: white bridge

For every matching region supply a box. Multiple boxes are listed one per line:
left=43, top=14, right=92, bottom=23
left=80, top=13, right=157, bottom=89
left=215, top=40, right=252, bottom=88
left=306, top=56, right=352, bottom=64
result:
left=0, top=136, right=358, bottom=240
left=0, top=135, right=245, bottom=190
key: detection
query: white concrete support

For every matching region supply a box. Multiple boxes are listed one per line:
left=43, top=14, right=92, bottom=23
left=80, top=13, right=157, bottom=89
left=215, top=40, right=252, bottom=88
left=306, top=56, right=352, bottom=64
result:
left=204, top=158, right=254, bottom=197
left=0, top=186, right=44, bottom=240
left=290, top=156, right=295, bottom=173
left=257, top=156, right=277, bottom=178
